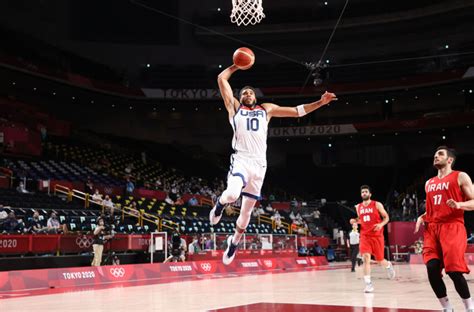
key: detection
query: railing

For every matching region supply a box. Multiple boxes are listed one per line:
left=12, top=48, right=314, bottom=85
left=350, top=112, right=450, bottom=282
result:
left=53, top=184, right=179, bottom=232
left=257, top=214, right=307, bottom=235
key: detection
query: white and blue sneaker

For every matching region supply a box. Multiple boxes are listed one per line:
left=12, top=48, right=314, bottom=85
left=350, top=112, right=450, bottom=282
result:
left=223, top=235, right=239, bottom=265
left=364, top=282, right=374, bottom=293
left=386, top=262, right=396, bottom=280
left=209, top=197, right=225, bottom=225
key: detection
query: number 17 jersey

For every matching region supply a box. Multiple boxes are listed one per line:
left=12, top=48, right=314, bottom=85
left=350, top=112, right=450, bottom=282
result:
left=425, top=170, right=465, bottom=224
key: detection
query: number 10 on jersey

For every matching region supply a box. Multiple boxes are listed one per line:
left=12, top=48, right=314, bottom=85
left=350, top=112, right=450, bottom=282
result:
left=246, top=118, right=259, bottom=131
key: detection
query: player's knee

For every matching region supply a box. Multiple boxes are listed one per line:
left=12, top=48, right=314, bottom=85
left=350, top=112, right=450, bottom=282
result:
left=426, top=259, right=441, bottom=274
left=447, top=271, right=464, bottom=282
left=221, top=189, right=240, bottom=203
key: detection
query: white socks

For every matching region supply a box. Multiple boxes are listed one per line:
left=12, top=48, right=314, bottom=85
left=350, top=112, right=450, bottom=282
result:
left=438, top=297, right=452, bottom=309
left=364, top=275, right=371, bottom=284
left=463, top=297, right=474, bottom=310
left=232, top=196, right=256, bottom=245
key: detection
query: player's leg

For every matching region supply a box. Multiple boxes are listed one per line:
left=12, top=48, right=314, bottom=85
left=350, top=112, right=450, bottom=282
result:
left=424, top=224, right=453, bottom=311
left=210, top=175, right=244, bottom=225
left=442, top=223, right=473, bottom=310
left=359, top=235, right=374, bottom=292
left=222, top=195, right=256, bottom=265
left=362, top=252, right=374, bottom=292
left=374, top=236, right=395, bottom=279
left=426, top=259, right=453, bottom=310
left=223, top=160, right=265, bottom=265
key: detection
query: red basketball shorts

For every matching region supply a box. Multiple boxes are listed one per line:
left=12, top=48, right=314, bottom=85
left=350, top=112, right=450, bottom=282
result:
left=423, top=222, right=469, bottom=273
left=360, top=234, right=385, bottom=261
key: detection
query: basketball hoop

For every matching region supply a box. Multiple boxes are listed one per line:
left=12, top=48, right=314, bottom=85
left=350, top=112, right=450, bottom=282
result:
left=230, top=0, right=265, bottom=26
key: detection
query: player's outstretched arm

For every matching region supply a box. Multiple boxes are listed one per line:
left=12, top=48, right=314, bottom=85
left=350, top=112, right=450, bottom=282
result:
left=217, top=65, right=240, bottom=115
left=446, top=172, right=474, bottom=210
left=263, top=91, right=337, bottom=118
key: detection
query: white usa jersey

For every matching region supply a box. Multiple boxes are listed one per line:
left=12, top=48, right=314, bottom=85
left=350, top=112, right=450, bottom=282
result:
left=230, top=104, right=268, bottom=159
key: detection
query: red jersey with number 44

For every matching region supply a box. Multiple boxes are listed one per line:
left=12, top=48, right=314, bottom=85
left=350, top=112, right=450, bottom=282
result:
left=357, top=200, right=383, bottom=237
left=425, top=171, right=465, bottom=224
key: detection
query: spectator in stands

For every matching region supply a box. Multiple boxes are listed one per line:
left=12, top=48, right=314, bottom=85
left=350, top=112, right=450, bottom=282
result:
left=175, top=196, right=184, bottom=206
left=154, top=178, right=162, bottom=190
left=205, top=237, right=214, bottom=250
left=188, top=196, right=199, bottom=207
left=271, top=211, right=282, bottom=229
left=265, top=202, right=274, bottom=213
left=268, top=194, right=276, bottom=202
left=291, top=197, right=298, bottom=208
left=124, top=163, right=134, bottom=176
left=102, top=195, right=115, bottom=215
left=298, top=245, right=308, bottom=256
left=311, top=242, right=325, bottom=256
left=188, top=236, right=200, bottom=255
left=297, top=221, right=308, bottom=235
left=125, top=178, right=135, bottom=195
left=129, top=201, right=139, bottom=216
left=165, top=194, right=174, bottom=205
left=326, top=245, right=335, bottom=262
left=85, top=177, right=94, bottom=194
left=47, top=212, right=62, bottom=233
left=29, top=211, right=47, bottom=234
left=16, top=182, right=29, bottom=194
left=3, top=212, right=24, bottom=233
left=313, top=209, right=321, bottom=220
left=91, top=189, right=103, bottom=202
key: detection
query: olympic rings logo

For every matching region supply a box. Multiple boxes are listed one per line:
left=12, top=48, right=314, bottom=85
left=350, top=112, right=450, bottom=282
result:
left=75, top=236, right=94, bottom=248
left=109, top=268, right=125, bottom=278
left=200, top=263, right=212, bottom=272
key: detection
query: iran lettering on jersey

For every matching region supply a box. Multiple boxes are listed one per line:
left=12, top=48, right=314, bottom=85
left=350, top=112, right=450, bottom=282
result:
left=425, top=170, right=465, bottom=224
left=357, top=200, right=382, bottom=236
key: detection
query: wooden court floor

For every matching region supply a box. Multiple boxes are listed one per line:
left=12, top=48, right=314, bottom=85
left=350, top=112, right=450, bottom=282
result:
left=1, top=264, right=473, bottom=311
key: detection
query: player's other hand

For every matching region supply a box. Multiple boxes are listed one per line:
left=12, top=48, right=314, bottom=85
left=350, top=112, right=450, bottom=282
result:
left=373, top=223, right=383, bottom=231
left=320, top=91, right=337, bottom=106
left=446, top=199, right=462, bottom=209
left=414, top=216, right=424, bottom=233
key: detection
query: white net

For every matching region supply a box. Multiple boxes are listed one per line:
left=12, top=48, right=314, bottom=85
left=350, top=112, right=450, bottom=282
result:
left=230, top=0, right=265, bottom=26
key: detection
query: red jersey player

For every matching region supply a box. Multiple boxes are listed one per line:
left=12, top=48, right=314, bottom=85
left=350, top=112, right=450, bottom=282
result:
left=415, top=146, right=474, bottom=312
left=350, top=185, right=395, bottom=293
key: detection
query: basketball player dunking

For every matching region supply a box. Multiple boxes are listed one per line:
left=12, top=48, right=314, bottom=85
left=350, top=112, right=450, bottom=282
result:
left=415, top=146, right=474, bottom=312
left=210, top=64, right=337, bottom=265
left=350, top=185, right=396, bottom=293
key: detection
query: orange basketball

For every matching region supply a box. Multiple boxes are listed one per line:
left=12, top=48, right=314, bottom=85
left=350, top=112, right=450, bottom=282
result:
left=233, top=47, right=255, bottom=70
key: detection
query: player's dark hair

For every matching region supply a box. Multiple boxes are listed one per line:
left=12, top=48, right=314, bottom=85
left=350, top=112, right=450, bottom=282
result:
left=436, top=146, right=456, bottom=166
left=360, top=185, right=371, bottom=193
left=239, top=86, right=257, bottom=99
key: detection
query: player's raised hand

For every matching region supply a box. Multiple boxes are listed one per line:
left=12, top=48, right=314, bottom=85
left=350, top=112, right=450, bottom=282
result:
left=414, top=216, right=424, bottom=233
left=320, top=91, right=337, bottom=106
left=446, top=199, right=462, bottom=209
